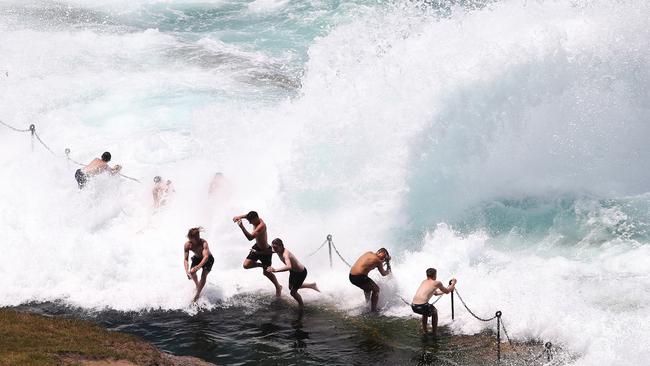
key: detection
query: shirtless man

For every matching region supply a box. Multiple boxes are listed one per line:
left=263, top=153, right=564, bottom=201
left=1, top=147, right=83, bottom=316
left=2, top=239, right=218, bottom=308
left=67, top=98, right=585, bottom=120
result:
left=411, top=268, right=457, bottom=335
left=74, top=151, right=122, bottom=189
left=233, top=211, right=282, bottom=296
left=183, top=227, right=215, bottom=302
left=267, top=238, right=319, bottom=312
left=349, top=248, right=391, bottom=312
left=152, top=176, right=173, bottom=208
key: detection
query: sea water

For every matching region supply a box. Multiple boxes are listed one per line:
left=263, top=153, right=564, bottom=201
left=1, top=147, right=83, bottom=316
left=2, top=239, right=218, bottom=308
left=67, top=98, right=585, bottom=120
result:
left=1, top=1, right=649, bottom=365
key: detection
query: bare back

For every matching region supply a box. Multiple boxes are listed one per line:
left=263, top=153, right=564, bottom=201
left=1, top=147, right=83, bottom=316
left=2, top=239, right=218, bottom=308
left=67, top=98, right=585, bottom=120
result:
left=412, top=279, right=440, bottom=304
left=277, top=249, right=305, bottom=272
left=82, top=158, right=109, bottom=176
left=350, top=252, right=381, bottom=276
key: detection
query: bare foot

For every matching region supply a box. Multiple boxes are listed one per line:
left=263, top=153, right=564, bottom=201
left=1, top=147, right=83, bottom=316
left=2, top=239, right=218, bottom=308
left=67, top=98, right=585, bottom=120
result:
left=276, top=285, right=283, bottom=297
left=313, top=283, right=320, bottom=292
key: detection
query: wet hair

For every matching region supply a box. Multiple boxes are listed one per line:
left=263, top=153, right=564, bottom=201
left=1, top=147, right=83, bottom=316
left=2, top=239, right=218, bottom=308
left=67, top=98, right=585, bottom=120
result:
left=377, top=247, right=390, bottom=259
left=153, top=176, right=161, bottom=183
left=101, top=151, right=111, bottom=162
left=187, top=227, right=203, bottom=240
left=245, top=211, right=259, bottom=221
left=272, top=238, right=284, bottom=247
left=426, top=268, right=437, bottom=278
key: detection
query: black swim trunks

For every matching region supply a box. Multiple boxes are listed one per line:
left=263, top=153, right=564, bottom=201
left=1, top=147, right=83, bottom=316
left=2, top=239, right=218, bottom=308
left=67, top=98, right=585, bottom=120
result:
left=246, top=245, right=272, bottom=268
left=349, top=273, right=374, bottom=289
left=191, top=254, right=215, bottom=272
left=411, top=303, right=436, bottom=316
left=75, top=169, right=87, bottom=189
left=289, top=268, right=308, bottom=291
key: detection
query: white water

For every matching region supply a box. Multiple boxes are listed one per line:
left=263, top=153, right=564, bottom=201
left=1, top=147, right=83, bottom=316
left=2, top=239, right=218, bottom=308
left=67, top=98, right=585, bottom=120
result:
left=1, top=1, right=649, bottom=365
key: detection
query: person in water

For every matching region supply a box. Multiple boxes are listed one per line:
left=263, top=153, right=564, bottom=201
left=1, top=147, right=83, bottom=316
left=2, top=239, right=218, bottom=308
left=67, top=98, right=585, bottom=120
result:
left=183, top=227, right=215, bottom=302
left=152, top=176, right=173, bottom=208
left=74, top=151, right=122, bottom=189
left=267, top=238, right=320, bottom=312
left=233, top=211, right=282, bottom=296
left=411, top=268, right=456, bottom=335
left=349, top=248, right=391, bottom=312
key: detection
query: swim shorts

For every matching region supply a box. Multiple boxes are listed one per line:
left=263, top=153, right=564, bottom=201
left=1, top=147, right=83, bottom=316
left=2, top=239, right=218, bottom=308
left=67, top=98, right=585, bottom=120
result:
left=349, top=273, right=374, bottom=289
left=411, top=303, right=436, bottom=316
left=191, top=254, right=215, bottom=272
left=246, top=245, right=272, bottom=268
left=75, top=169, right=87, bottom=189
left=289, top=268, right=308, bottom=291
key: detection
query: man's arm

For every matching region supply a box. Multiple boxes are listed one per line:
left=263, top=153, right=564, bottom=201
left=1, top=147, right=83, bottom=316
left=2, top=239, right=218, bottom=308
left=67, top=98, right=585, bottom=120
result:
left=190, top=242, right=210, bottom=273
left=237, top=221, right=256, bottom=241
left=376, top=258, right=391, bottom=276
left=183, top=245, right=191, bottom=278
left=435, top=278, right=457, bottom=294
left=108, top=165, right=122, bottom=175
left=267, top=252, right=293, bottom=273
left=232, top=214, right=247, bottom=222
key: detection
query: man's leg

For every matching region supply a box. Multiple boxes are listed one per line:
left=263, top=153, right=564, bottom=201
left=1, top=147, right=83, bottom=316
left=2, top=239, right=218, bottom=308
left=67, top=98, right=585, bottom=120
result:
left=243, top=259, right=263, bottom=269
left=193, top=270, right=209, bottom=302
left=369, top=282, right=380, bottom=312
left=301, top=282, right=320, bottom=292
left=431, top=307, right=439, bottom=336
left=263, top=269, right=282, bottom=297
left=421, top=314, right=428, bottom=333
left=290, top=289, right=304, bottom=311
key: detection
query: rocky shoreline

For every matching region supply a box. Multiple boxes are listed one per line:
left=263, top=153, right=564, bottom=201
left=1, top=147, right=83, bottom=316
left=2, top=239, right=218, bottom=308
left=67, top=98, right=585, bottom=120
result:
left=0, top=309, right=214, bottom=366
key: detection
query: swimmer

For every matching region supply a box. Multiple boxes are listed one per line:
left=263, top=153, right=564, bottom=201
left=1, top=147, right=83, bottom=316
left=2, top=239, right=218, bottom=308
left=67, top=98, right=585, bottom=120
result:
left=152, top=176, right=173, bottom=208
left=411, top=268, right=456, bottom=335
left=233, top=211, right=282, bottom=297
left=266, top=238, right=319, bottom=312
left=349, top=248, right=391, bottom=312
left=74, top=151, right=121, bottom=189
left=183, top=227, right=215, bottom=302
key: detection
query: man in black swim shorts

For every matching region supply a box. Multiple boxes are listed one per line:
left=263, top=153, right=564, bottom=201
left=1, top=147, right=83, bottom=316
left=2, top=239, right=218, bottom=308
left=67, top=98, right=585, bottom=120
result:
left=266, top=238, right=319, bottom=312
left=183, top=227, right=215, bottom=303
left=74, top=151, right=122, bottom=189
left=411, top=268, right=457, bottom=335
left=233, top=211, right=282, bottom=297
left=349, top=248, right=391, bottom=312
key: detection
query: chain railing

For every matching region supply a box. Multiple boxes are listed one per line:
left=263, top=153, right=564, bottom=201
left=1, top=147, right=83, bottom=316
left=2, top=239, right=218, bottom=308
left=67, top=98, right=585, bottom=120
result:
left=1, top=120, right=140, bottom=183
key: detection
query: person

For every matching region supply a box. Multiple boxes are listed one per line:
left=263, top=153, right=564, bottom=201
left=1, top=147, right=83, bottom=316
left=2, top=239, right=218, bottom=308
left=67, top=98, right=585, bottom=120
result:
left=411, top=268, right=457, bottom=335
left=183, top=227, right=215, bottom=302
left=74, top=151, right=122, bottom=189
left=208, top=172, right=224, bottom=196
left=233, top=211, right=282, bottom=296
left=349, top=248, right=391, bottom=312
left=152, top=176, right=173, bottom=208
left=266, top=238, right=320, bottom=311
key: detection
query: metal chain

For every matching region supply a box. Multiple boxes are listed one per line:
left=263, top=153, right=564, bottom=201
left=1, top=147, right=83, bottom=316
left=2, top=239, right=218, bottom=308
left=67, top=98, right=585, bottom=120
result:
left=0, top=119, right=31, bottom=132
left=453, top=288, right=498, bottom=322
left=330, top=240, right=352, bottom=267
left=306, top=238, right=329, bottom=257
left=34, top=131, right=63, bottom=157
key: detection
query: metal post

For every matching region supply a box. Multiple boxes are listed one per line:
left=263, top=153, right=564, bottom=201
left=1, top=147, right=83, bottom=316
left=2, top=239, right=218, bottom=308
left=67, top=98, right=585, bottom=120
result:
left=496, top=311, right=502, bottom=362
left=327, top=234, right=333, bottom=268
left=545, top=342, right=552, bottom=362
left=65, top=148, right=71, bottom=168
left=29, top=124, right=35, bottom=152
left=449, top=280, right=455, bottom=320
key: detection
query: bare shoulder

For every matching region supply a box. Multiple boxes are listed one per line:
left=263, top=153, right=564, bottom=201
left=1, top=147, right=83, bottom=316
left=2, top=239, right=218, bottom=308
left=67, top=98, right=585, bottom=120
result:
left=183, top=241, right=191, bottom=250
left=202, top=239, right=209, bottom=248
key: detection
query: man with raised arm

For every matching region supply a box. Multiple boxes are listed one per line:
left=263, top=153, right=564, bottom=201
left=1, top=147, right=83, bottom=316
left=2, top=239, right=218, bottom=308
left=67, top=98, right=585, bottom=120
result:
left=74, top=151, right=122, bottom=189
left=349, top=248, right=391, bottom=312
left=266, top=238, right=320, bottom=312
left=233, top=211, right=282, bottom=296
left=183, top=227, right=215, bottom=302
left=411, top=268, right=457, bottom=336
